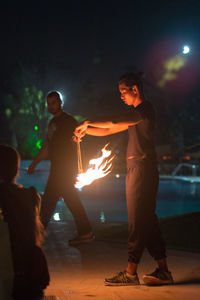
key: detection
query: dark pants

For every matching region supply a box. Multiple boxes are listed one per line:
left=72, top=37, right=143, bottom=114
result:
left=40, top=169, right=92, bottom=236
left=126, top=161, right=166, bottom=264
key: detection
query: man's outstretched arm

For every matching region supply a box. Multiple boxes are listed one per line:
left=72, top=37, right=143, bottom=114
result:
left=27, top=143, right=49, bottom=174
left=74, top=119, right=141, bottom=138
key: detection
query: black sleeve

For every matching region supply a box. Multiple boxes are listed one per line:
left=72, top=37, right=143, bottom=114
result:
left=113, top=102, right=155, bottom=123
left=89, top=110, right=143, bottom=124
left=111, top=110, right=143, bottom=123
left=88, top=102, right=154, bottom=124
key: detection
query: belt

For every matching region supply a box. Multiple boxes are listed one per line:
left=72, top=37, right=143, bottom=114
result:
left=127, top=154, right=147, bottom=160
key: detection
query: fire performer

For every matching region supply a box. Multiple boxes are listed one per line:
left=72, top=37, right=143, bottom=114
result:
left=28, top=91, right=93, bottom=245
left=74, top=73, right=174, bottom=286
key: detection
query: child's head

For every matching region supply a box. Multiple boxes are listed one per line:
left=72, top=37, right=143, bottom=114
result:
left=0, top=145, right=20, bottom=183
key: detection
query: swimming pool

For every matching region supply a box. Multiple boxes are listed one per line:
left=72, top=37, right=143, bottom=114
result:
left=18, top=161, right=200, bottom=222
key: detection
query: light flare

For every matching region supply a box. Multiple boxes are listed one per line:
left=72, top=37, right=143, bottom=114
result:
left=183, top=45, right=190, bottom=54
left=75, top=144, right=115, bottom=189
left=157, top=54, right=187, bottom=87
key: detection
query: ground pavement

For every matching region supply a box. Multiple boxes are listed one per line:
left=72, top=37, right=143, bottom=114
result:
left=42, top=221, right=200, bottom=300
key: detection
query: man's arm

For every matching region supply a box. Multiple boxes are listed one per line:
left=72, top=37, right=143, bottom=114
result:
left=86, top=123, right=128, bottom=136
left=75, top=119, right=141, bottom=137
left=27, top=144, right=48, bottom=174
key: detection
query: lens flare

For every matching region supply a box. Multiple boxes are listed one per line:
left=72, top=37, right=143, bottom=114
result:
left=157, top=55, right=187, bottom=87
left=183, top=45, right=190, bottom=54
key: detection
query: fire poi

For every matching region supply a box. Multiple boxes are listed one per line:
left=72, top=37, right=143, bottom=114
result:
left=75, top=143, right=115, bottom=189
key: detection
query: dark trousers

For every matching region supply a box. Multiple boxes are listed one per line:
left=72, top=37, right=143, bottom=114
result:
left=40, top=171, right=92, bottom=236
left=126, top=161, right=166, bottom=264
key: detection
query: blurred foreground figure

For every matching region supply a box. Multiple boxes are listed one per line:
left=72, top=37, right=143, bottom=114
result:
left=28, top=91, right=93, bottom=245
left=74, top=73, right=173, bottom=286
left=0, top=144, right=50, bottom=299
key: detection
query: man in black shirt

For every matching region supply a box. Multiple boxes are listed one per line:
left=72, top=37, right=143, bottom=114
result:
left=28, top=91, right=93, bottom=245
left=74, top=73, right=173, bottom=285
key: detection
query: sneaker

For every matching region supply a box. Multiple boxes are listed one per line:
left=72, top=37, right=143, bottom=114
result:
left=69, top=233, right=94, bottom=245
left=105, top=271, right=140, bottom=286
left=143, top=268, right=174, bottom=286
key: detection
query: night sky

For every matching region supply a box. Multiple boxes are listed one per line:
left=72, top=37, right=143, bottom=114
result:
left=1, top=0, right=200, bottom=116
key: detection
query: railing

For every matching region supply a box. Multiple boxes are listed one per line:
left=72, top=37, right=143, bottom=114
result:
left=160, top=163, right=200, bottom=183
left=172, top=163, right=198, bottom=176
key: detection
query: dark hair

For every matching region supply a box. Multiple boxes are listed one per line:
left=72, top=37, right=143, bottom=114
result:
left=119, top=72, right=144, bottom=96
left=47, top=91, right=62, bottom=101
left=0, top=145, right=20, bottom=183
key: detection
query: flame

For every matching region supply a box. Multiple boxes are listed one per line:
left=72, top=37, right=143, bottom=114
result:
left=75, top=144, right=115, bottom=189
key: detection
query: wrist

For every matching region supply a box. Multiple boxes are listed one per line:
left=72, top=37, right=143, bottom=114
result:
left=83, top=121, right=90, bottom=129
left=31, top=161, right=38, bottom=167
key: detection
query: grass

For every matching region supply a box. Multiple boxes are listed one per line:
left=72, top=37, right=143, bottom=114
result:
left=93, top=212, right=200, bottom=252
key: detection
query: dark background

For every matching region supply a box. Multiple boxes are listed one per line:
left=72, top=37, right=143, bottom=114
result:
left=0, top=0, right=200, bottom=161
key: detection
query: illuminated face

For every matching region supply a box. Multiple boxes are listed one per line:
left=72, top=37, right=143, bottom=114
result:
left=47, top=96, right=62, bottom=115
left=119, top=83, right=136, bottom=106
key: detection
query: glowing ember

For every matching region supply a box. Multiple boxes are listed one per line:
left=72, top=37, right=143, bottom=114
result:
left=75, top=144, right=115, bottom=189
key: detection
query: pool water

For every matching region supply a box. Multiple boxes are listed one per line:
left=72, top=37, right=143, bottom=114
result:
left=18, top=161, right=200, bottom=222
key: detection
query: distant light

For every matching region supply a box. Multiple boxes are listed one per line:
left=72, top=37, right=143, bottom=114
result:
left=115, top=174, right=120, bottom=178
left=53, top=213, right=60, bottom=221
left=34, top=125, right=38, bottom=131
left=182, top=45, right=190, bottom=54
left=36, top=140, right=42, bottom=149
left=100, top=210, right=105, bottom=223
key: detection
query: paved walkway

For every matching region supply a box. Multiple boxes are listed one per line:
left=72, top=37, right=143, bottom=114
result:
left=43, top=221, right=200, bottom=300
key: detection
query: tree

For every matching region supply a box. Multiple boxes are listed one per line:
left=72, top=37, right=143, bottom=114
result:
left=4, top=86, right=50, bottom=158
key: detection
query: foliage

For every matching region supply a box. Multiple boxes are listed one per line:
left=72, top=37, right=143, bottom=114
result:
left=73, top=115, right=87, bottom=123
left=4, top=86, right=50, bottom=158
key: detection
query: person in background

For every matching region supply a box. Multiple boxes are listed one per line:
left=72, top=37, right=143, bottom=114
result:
left=28, top=91, right=93, bottom=245
left=74, top=73, right=174, bottom=286
left=0, top=144, right=50, bottom=299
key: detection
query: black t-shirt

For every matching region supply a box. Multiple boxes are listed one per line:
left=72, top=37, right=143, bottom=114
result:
left=0, top=182, right=42, bottom=250
left=47, top=111, right=78, bottom=172
left=113, top=101, right=157, bottom=167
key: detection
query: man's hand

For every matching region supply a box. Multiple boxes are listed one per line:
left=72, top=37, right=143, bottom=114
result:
left=73, top=135, right=83, bottom=143
left=27, top=162, right=36, bottom=174
left=74, top=121, right=88, bottom=139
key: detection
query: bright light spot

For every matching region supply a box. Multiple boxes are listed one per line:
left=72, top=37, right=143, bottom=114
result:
left=36, top=140, right=42, bottom=149
left=53, top=213, right=60, bottom=221
left=100, top=210, right=105, bottom=223
left=57, top=91, right=64, bottom=103
left=115, top=174, right=120, bottom=178
left=34, top=125, right=38, bottom=131
left=182, top=45, right=190, bottom=54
